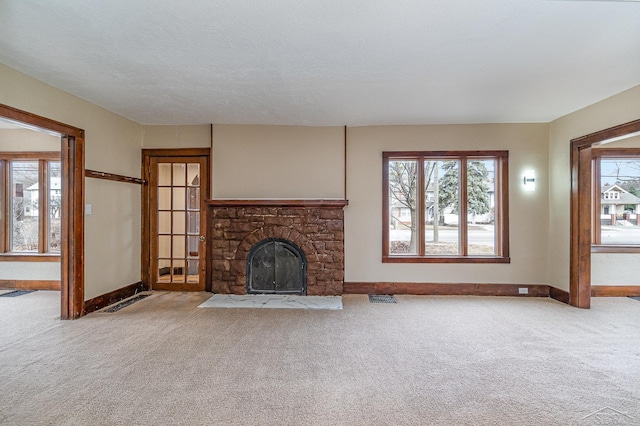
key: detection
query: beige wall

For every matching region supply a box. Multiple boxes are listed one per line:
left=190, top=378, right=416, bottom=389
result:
left=212, top=125, right=345, bottom=199
left=548, top=85, right=640, bottom=291
left=0, top=64, right=143, bottom=300
left=142, top=125, right=211, bottom=149
left=0, top=128, right=61, bottom=150
left=345, top=124, right=550, bottom=284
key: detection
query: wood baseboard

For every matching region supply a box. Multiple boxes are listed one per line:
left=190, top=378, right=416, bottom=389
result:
left=591, top=286, right=640, bottom=297
left=343, top=282, right=549, bottom=297
left=83, top=281, right=145, bottom=315
left=549, top=287, right=570, bottom=304
left=0, top=280, right=60, bottom=291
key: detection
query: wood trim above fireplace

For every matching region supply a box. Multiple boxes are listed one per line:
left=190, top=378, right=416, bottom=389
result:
left=206, top=199, right=348, bottom=208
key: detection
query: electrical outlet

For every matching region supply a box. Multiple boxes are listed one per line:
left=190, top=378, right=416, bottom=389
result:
left=518, top=287, right=528, bottom=295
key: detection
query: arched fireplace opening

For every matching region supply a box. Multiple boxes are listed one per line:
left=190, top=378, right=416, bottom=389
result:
left=246, top=238, right=307, bottom=295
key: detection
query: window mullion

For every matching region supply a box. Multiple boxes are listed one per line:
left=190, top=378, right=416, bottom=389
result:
left=459, top=156, right=468, bottom=256
left=0, top=160, right=6, bottom=253
left=417, top=157, right=425, bottom=256
left=39, top=160, right=48, bottom=253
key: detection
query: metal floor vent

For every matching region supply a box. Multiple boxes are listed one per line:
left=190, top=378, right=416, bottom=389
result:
left=369, top=294, right=397, bottom=304
left=0, top=290, right=35, bottom=298
left=104, top=294, right=150, bottom=313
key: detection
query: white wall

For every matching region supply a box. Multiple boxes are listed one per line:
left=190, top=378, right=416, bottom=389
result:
left=548, top=85, right=640, bottom=291
left=0, top=64, right=143, bottom=300
left=345, top=124, right=550, bottom=284
left=212, top=125, right=345, bottom=199
left=0, top=128, right=61, bottom=281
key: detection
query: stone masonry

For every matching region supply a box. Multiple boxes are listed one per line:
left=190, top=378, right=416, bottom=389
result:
left=207, top=200, right=347, bottom=295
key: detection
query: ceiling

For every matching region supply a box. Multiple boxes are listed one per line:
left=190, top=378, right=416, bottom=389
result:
left=1, top=0, right=639, bottom=127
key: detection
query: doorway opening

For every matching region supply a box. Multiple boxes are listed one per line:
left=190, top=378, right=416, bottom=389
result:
left=0, top=103, right=85, bottom=319
left=570, top=118, right=640, bottom=308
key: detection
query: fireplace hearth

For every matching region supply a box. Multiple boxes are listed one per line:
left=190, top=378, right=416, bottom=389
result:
left=206, top=199, right=348, bottom=296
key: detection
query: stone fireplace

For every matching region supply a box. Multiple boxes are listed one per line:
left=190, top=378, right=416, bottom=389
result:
left=206, top=200, right=348, bottom=296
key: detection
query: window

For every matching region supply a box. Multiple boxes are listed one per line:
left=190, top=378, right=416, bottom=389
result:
left=0, top=153, right=61, bottom=257
left=383, top=150, right=509, bottom=263
left=592, top=149, right=640, bottom=250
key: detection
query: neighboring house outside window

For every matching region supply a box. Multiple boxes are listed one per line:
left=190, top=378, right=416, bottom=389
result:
left=0, top=153, right=61, bottom=257
left=383, top=150, right=509, bottom=263
left=593, top=149, right=640, bottom=249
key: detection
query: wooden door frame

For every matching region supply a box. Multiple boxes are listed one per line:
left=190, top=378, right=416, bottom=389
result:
left=0, top=103, right=85, bottom=319
left=141, top=148, right=211, bottom=291
left=570, top=118, right=640, bottom=308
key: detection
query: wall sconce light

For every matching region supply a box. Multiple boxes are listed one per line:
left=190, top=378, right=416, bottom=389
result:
left=523, top=170, right=536, bottom=191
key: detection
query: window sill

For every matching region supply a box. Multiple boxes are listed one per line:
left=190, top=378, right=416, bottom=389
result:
left=383, top=255, right=510, bottom=264
left=591, top=245, right=640, bottom=254
left=0, top=253, right=61, bottom=262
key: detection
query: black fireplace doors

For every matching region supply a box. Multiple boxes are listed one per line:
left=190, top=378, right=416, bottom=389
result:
left=246, top=239, right=307, bottom=295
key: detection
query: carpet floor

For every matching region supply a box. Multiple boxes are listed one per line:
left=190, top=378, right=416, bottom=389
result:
left=1, top=291, right=639, bottom=425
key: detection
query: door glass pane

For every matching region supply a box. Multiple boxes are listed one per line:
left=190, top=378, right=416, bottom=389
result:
left=173, top=164, right=186, bottom=186
left=159, top=236, right=171, bottom=258
left=172, top=212, right=185, bottom=235
left=188, top=236, right=199, bottom=257
left=187, top=188, right=200, bottom=210
left=388, top=160, right=418, bottom=255
left=158, top=164, right=171, bottom=186
left=187, top=212, right=200, bottom=234
left=172, top=260, right=185, bottom=282
left=158, top=259, right=171, bottom=282
left=10, top=161, right=39, bottom=252
left=158, top=188, right=171, bottom=210
left=467, top=159, right=496, bottom=255
left=158, top=211, right=171, bottom=234
left=187, top=260, right=199, bottom=283
left=173, top=235, right=185, bottom=258
left=425, top=160, right=459, bottom=255
left=48, top=161, right=62, bottom=253
left=187, top=164, right=200, bottom=187
left=173, top=188, right=185, bottom=210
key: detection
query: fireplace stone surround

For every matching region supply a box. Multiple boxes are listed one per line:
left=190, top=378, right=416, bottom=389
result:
left=206, top=199, right=348, bottom=296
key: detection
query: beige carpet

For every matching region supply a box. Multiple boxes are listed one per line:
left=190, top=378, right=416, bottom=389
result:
left=1, top=291, right=639, bottom=425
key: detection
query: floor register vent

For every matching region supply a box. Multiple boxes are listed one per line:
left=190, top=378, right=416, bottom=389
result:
left=0, top=290, right=35, bottom=298
left=368, top=294, right=397, bottom=304
left=104, top=294, right=151, bottom=313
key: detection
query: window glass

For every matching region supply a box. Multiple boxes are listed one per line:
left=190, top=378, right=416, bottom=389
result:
left=599, top=158, right=640, bottom=245
left=467, top=159, right=496, bottom=255
left=425, top=160, right=459, bottom=255
left=388, top=160, right=418, bottom=255
left=48, top=161, right=62, bottom=253
left=10, top=161, right=39, bottom=252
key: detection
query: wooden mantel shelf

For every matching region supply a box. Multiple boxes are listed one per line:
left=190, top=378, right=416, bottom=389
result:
left=205, top=199, right=348, bottom=208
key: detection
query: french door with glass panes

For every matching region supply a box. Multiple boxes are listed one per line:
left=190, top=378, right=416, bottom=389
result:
left=148, top=154, right=208, bottom=291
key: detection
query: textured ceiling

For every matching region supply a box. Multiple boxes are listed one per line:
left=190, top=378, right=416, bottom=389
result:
left=0, top=0, right=639, bottom=126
